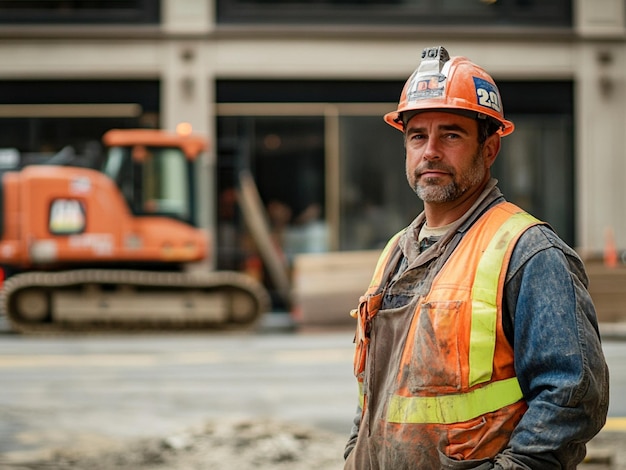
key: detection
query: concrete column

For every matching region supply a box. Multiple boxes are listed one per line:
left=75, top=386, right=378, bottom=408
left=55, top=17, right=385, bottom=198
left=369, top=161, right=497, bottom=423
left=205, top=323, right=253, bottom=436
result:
left=160, top=0, right=213, bottom=136
left=160, top=40, right=217, bottom=268
left=575, top=0, right=625, bottom=37
left=575, top=44, right=626, bottom=254
left=161, top=0, right=212, bottom=34
left=160, top=1, right=218, bottom=268
left=574, top=0, right=626, bottom=255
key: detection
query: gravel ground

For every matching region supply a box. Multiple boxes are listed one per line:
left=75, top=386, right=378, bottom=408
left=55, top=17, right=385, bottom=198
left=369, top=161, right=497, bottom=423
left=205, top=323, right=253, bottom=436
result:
left=1, top=418, right=623, bottom=470
left=0, top=418, right=347, bottom=470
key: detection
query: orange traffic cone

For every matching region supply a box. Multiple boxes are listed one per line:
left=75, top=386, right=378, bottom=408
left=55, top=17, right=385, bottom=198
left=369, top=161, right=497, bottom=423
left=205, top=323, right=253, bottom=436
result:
left=603, top=227, right=618, bottom=268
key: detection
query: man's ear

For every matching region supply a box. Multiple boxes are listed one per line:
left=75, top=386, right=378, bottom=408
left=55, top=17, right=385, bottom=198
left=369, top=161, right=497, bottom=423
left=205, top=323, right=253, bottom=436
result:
left=483, top=133, right=501, bottom=168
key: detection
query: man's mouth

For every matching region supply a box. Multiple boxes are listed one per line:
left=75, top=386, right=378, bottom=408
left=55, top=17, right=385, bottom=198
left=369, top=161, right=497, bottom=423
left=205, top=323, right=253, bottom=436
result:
left=419, top=170, right=449, bottom=179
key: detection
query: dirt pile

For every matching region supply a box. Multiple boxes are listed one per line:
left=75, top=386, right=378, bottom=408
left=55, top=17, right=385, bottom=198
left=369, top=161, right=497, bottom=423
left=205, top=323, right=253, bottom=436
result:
left=3, top=418, right=347, bottom=470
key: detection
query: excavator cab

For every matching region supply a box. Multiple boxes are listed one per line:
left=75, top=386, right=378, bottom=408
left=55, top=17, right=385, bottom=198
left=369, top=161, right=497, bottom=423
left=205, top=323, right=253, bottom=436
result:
left=102, top=128, right=201, bottom=226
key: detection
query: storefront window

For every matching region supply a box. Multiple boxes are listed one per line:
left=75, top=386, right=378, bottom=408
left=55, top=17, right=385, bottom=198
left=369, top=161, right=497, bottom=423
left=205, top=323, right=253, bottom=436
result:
left=339, top=115, right=417, bottom=250
left=0, top=0, right=159, bottom=23
left=217, top=0, right=571, bottom=26
left=216, top=80, right=576, bottom=266
left=495, top=114, right=574, bottom=244
left=217, top=115, right=327, bottom=268
left=0, top=80, right=159, bottom=168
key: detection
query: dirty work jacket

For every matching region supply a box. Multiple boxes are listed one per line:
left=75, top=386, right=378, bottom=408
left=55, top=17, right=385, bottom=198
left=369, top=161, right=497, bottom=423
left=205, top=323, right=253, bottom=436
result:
left=347, top=200, right=535, bottom=468
left=344, top=181, right=609, bottom=469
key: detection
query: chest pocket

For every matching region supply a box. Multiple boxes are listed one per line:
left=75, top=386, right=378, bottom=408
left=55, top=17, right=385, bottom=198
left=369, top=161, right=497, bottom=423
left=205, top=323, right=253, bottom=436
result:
left=408, top=300, right=464, bottom=391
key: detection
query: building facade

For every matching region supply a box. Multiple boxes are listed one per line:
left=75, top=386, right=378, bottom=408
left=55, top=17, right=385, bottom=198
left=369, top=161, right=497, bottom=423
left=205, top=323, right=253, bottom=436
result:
left=0, top=0, right=623, bottom=288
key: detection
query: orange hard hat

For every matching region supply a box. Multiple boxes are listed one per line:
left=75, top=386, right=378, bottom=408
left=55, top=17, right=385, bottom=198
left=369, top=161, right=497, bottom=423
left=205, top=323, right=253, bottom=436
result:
left=384, top=46, right=514, bottom=136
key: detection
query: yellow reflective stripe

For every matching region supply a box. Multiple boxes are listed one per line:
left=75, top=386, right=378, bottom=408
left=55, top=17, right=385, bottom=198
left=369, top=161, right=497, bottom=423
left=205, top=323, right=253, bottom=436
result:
left=469, top=211, right=540, bottom=387
left=387, top=377, right=523, bottom=424
left=368, top=229, right=404, bottom=289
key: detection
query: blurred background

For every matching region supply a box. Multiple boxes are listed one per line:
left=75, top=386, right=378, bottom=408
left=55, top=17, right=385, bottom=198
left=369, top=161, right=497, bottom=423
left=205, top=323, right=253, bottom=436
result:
left=0, top=0, right=624, bottom=328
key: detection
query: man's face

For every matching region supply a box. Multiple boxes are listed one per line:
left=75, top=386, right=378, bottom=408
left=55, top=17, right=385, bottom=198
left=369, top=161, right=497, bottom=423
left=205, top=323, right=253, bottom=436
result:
left=404, top=111, right=497, bottom=204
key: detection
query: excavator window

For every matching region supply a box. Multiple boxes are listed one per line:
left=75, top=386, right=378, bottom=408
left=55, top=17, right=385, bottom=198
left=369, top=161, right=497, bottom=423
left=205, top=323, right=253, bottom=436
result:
left=142, top=148, right=190, bottom=218
left=103, top=145, right=194, bottom=225
left=103, top=146, right=135, bottom=209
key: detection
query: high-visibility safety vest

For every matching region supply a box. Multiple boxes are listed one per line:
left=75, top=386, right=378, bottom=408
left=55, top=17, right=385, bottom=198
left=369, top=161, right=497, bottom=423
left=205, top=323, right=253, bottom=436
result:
left=349, top=202, right=542, bottom=466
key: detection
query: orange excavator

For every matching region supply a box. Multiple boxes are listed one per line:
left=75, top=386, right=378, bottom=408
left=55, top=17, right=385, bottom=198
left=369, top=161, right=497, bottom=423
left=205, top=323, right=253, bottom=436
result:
left=0, top=127, right=271, bottom=334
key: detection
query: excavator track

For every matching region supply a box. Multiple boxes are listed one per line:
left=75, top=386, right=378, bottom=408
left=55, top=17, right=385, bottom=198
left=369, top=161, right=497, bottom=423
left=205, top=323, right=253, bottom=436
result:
left=1, top=269, right=271, bottom=334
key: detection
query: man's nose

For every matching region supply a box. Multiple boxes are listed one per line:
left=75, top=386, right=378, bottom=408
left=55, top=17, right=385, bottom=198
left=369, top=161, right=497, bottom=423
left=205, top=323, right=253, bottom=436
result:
left=423, top=138, right=442, bottom=160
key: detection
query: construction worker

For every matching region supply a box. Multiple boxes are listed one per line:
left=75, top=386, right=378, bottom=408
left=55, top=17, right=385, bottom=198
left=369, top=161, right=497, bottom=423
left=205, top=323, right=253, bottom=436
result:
left=344, top=46, right=609, bottom=469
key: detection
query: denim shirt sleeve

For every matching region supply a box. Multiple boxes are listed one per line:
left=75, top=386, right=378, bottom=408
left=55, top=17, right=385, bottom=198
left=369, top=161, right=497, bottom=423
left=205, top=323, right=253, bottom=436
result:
left=495, top=225, right=610, bottom=469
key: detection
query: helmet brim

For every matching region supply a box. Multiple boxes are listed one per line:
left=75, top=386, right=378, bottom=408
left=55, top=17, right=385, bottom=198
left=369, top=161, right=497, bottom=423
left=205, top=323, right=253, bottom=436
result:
left=383, top=108, right=515, bottom=136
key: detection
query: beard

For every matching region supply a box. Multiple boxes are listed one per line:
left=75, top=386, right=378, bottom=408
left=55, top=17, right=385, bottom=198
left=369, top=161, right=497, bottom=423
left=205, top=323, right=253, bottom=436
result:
left=408, top=149, right=486, bottom=203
